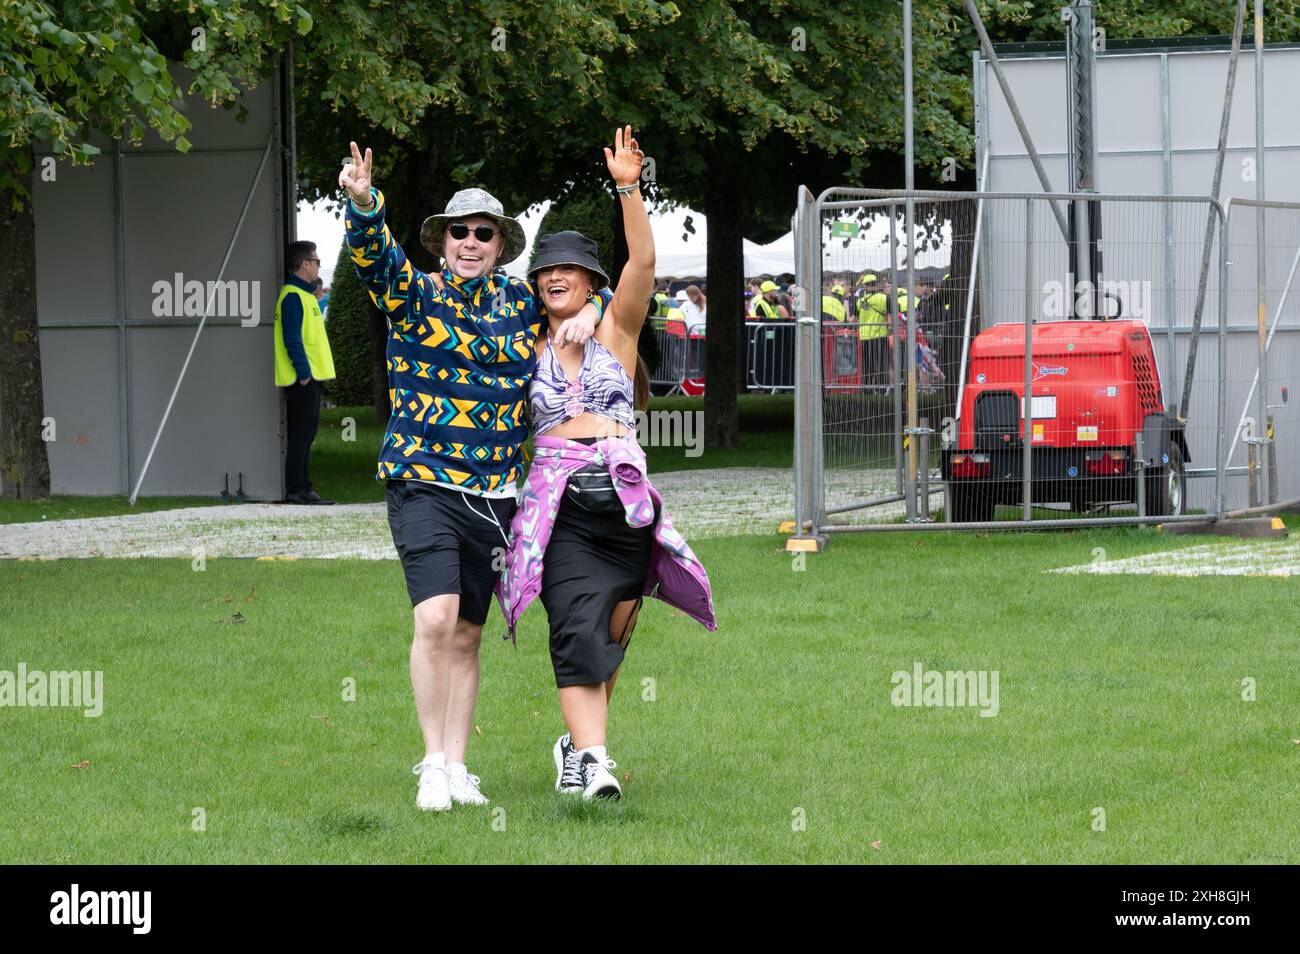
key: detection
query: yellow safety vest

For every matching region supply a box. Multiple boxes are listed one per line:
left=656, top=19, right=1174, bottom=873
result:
left=857, top=292, right=888, bottom=341
left=274, top=284, right=336, bottom=386
left=822, top=295, right=846, bottom=321
left=753, top=297, right=779, bottom=321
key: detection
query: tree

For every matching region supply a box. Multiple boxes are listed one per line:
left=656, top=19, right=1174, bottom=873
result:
left=323, top=239, right=389, bottom=418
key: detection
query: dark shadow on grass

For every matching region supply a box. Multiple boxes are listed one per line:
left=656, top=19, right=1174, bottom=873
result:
left=316, top=808, right=389, bottom=837
left=543, top=795, right=640, bottom=825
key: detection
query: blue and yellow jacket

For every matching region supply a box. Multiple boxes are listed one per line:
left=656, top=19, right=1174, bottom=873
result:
left=345, top=188, right=608, bottom=495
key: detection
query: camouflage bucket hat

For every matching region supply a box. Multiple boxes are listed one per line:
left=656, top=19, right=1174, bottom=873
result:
left=420, top=188, right=527, bottom=265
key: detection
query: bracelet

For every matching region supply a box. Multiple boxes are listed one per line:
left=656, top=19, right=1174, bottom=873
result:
left=351, top=191, right=376, bottom=212
left=615, top=183, right=639, bottom=197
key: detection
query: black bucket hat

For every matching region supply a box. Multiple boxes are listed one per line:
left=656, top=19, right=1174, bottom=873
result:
left=528, top=231, right=610, bottom=291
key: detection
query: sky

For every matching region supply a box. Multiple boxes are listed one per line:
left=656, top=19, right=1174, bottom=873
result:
left=298, top=196, right=714, bottom=287
left=297, top=195, right=950, bottom=287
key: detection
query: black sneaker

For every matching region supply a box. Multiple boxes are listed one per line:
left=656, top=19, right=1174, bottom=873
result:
left=554, top=733, right=582, bottom=793
left=579, top=751, right=621, bottom=800
left=298, top=489, right=335, bottom=505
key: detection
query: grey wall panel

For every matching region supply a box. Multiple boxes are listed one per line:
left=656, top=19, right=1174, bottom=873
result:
left=122, top=151, right=278, bottom=324
left=31, top=157, right=117, bottom=323
left=985, top=58, right=1068, bottom=156
left=1167, top=50, right=1300, bottom=153
left=1095, top=55, right=1163, bottom=153
left=39, top=328, right=123, bottom=494
left=987, top=155, right=1069, bottom=192
left=127, top=325, right=282, bottom=498
left=137, top=65, right=274, bottom=153
left=6, top=63, right=287, bottom=498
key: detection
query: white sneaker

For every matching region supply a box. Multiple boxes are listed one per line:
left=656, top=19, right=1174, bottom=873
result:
left=554, top=733, right=583, bottom=793
left=413, top=759, right=451, bottom=812
left=578, top=752, right=621, bottom=800
left=447, top=769, right=489, bottom=806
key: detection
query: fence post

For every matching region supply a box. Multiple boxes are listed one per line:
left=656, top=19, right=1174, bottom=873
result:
left=920, top=416, right=931, bottom=520
left=889, top=208, right=904, bottom=498
left=1216, top=205, right=1229, bottom=518
left=1136, top=431, right=1147, bottom=523
left=791, top=186, right=825, bottom=549
left=1022, top=197, right=1034, bottom=522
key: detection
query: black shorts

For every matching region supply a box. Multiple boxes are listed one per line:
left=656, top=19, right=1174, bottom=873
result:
left=540, top=491, right=653, bottom=688
left=385, top=479, right=516, bottom=626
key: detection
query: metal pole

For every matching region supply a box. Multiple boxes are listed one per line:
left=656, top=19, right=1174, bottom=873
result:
left=1023, top=198, right=1034, bottom=521
left=974, top=51, right=993, bottom=345
left=963, top=0, right=1069, bottom=242
left=113, top=141, right=130, bottom=495
left=1067, top=1, right=1100, bottom=308
left=1136, top=431, right=1147, bottom=523
left=1254, top=1, right=1274, bottom=504
left=920, top=416, right=931, bottom=520
left=890, top=208, right=903, bottom=497
left=1160, top=53, right=1177, bottom=406
left=793, top=187, right=808, bottom=536
left=956, top=145, right=991, bottom=415
left=128, top=134, right=275, bottom=505
left=1180, top=0, right=1248, bottom=421
left=1217, top=208, right=1230, bottom=517
left=904, top=0, right=918, bottom=521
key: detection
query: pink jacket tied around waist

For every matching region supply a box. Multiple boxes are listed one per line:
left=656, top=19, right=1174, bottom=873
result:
left=498, top=433, right=716, bottom=641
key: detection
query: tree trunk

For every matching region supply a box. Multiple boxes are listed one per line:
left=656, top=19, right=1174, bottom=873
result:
left=703, top=151, right=741, bottom=450
left=0, top=144, right=51, bottom=499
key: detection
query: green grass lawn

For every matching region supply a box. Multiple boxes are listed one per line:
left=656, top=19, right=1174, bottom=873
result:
left=0, top=395, right=794, bottom=524
left=2, top=524, right=1294, bottom=864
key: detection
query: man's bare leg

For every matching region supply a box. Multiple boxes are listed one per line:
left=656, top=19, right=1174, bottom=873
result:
left=441, top=615, right=484, bottom=764
left=409, top=593, right=460, bottom=758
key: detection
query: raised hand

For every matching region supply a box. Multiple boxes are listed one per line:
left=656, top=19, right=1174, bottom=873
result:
left=603, top=125, right=644, bottom=189
left=339, top=140, right=374, bottom=204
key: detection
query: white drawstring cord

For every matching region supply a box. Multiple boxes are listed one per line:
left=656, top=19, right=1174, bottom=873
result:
left=460, top=491, right=510, bottom=551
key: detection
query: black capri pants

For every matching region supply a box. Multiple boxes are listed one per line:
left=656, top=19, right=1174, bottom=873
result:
left=540, top=491, right=653, bottom=688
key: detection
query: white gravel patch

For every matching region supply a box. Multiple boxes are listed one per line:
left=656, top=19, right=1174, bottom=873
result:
left=0, top=468, right=804, bottom=560
left=1050, top=538, right=1300, bottom=577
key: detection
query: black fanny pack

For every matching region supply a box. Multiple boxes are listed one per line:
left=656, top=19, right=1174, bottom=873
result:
left=564, top=462, right=622, bottom=515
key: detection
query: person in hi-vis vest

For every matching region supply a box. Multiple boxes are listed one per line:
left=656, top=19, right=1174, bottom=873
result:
left=274, top=240, right=337, bottom=504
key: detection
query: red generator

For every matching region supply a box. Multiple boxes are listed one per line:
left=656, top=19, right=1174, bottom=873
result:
left=822, top=321, right=864, bottom=392
left=942, top=319, right=1189, bottom=522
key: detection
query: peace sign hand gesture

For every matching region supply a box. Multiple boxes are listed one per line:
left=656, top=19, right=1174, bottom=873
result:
left=339, top=140, right=374, bottom=205
left=604, top=125, right=644, bottom=189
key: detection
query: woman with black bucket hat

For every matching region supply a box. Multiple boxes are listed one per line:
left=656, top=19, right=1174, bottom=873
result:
left=499, top=127, right=716, bottom=800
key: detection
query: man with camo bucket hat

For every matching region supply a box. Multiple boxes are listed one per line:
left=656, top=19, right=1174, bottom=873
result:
left=339, top=141, right=612, bottom=813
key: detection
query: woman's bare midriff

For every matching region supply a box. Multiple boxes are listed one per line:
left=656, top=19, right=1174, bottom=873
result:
left=544, top=412, right=632, bottom=442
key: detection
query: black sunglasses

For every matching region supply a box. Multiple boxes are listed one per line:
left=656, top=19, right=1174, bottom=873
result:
left=448, top=223, right=498, bottom=243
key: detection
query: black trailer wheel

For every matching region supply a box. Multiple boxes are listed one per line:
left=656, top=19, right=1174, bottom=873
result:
left=1146, top=443, right=1186, bottom=517
left=950, top=482, right=996, bottom=523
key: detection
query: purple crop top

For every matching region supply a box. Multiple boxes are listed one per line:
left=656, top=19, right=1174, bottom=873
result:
left=531, top=336, right=637, bottom=436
